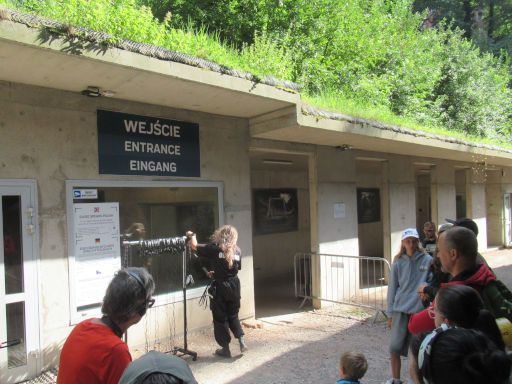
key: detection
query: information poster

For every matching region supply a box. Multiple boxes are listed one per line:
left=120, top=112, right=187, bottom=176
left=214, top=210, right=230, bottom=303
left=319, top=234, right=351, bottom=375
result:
left=73, top=203, right=121, bottom=308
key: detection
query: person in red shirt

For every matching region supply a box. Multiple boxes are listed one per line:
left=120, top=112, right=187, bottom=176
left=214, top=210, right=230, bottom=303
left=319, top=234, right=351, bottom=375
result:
left=57, top=268, right=155, bottom=384
left=408, top=227, right=496, bottom=334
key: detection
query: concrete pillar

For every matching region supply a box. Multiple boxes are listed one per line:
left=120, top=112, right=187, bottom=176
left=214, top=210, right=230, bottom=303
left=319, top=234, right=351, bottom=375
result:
left=469, top=167, right=488, bottom=251
left=436, top=166, right=456, bottom=226
left=382, top=161, right=391, bottom=263
left=486, top=169, right=503, bottom=247
left=388, top=158, right=416, bottom=257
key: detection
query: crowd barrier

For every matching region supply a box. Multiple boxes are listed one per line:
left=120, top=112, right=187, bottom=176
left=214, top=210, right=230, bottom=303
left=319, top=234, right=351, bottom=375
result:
left=294, top=252, right=391, bottom=320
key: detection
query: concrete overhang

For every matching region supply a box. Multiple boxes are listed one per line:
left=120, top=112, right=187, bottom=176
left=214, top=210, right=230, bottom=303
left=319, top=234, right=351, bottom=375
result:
left=0, top=19, right=298, bottom=118
left=250, top=107, right=512, bottom=168
left=1, top=15, right=512, bottom=168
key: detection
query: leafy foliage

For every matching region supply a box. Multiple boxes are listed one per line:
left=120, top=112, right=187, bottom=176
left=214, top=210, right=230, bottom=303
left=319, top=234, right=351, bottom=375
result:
left=413, top=0, right=512, bottom=56
left=434, top=28, right=512, bottom=137
left=141, top=0, right=512, bottom=139
left=2, top=0, right=512, bottom=141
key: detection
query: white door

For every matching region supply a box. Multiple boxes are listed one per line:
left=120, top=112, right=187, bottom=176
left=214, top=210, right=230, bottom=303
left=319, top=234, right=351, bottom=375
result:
left=0, top=184, right=39, bottom=383
left=505, top=194, right=512, bottom=246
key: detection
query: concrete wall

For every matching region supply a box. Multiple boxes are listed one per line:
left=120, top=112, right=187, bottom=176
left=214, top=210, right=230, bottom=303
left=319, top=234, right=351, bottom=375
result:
left=416, top=173, right=432, bottom=231
left=388, top=158, right=416, bottom=257
left=434, top=165, right=456, bottom=226
left=316, top=147, right=359, bottom=256
left=486, top=170, right=503, bottom=246
left=314, top=148, right=359, bottom=304
left=469, top=175, right=488, bottom=251
left=493, top=167, right=512, bottom=246
left=356, top=159, right=384, bottom=258
left=0, top=81, right=254, bottom=366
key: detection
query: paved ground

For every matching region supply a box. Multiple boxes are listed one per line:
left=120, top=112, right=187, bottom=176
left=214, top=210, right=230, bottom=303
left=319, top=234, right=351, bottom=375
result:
left=24, top=248, right=512, bottom=384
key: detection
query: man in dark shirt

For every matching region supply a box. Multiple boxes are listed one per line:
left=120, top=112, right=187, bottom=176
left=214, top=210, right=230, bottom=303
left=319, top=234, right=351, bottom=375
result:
left=421, top=221, right=437, bottom=256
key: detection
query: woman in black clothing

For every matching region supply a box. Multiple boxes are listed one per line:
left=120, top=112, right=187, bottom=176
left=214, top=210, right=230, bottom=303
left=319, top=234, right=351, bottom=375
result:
left=186, top=225, right=248, bottom=357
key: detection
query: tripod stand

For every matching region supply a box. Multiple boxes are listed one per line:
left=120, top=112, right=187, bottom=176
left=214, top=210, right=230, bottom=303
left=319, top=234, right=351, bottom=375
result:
left=170, top=239, right=197, bottom=360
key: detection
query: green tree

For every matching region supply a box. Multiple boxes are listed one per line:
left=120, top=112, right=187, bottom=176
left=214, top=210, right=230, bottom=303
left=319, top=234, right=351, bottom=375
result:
left=433, top=27, right=512, bottom=137
left=413, top=0, right=512, bottom=55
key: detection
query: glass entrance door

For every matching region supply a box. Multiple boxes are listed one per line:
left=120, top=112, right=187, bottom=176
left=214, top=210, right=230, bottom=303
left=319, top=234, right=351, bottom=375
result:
left=0, top=184, right=39, bottom=383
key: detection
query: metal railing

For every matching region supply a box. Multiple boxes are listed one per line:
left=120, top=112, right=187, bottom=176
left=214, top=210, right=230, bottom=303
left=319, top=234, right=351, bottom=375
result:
left=294, top=252, right=391, bottom=318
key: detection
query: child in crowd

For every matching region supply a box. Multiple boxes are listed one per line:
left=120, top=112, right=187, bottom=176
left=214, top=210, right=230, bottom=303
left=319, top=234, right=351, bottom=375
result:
left=336, top=351, right=368, bottom=384
left=386, top=228, right=432, bottom=384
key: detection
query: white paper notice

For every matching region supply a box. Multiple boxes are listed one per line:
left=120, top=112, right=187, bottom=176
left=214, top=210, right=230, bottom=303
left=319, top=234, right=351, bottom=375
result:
left=73, top=203, right=121, bottom=307
left=334, top=203, right=346, bottom=219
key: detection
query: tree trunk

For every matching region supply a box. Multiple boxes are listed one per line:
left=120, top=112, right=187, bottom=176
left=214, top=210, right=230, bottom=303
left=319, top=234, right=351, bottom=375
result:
left=462, top=0, right=472, bottom=38
left=488, top=0, right=495, bottom=38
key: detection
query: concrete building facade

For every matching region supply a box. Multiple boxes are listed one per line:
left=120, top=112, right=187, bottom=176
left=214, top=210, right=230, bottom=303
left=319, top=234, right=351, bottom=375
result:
left=1, top=13, right=512, bottom=382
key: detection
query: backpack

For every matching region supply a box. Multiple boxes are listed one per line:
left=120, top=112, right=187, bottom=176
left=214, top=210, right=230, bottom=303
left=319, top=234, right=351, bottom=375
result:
left=480, top=280, right=512, bottom=322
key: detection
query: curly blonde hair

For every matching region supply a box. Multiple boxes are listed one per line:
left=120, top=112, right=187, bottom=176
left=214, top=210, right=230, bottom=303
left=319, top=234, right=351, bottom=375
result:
left=211, top=225, right=239, bottom=269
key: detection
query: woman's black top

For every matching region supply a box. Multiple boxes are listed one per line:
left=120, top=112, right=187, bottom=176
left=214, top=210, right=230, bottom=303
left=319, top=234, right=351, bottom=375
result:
left=195, top=243, right=241, bottom=281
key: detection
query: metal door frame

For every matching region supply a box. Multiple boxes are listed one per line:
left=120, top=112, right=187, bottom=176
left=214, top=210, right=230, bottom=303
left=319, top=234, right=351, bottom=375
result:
left=0, top=179, right=40, bottom=383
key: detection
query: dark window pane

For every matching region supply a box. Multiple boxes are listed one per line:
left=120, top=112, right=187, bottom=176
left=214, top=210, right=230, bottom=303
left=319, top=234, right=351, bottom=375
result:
left=6, top=301, right=27, bottom=368
left=3, top=196, right=24, bottom=294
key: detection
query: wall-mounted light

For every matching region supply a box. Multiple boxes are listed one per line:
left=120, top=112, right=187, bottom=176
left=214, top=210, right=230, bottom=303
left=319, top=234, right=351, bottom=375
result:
left=262, top=159, right=293, bottom=165
left=81, top=86, right=101, bottom=97
left=81, top=86, right=116, bottom=98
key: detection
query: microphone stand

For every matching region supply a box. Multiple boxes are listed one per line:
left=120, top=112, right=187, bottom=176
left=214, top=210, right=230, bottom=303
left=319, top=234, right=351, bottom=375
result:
left=169, top=240, right=197, bottom=360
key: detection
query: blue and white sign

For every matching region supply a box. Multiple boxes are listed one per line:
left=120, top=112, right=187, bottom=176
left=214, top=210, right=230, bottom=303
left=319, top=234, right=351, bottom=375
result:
left=73, top=189, right=98, bottom=199
left=97, top=110, right=200, bottom=177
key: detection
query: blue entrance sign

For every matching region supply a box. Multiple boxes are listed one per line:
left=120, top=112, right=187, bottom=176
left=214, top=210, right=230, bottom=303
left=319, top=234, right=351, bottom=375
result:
left=97, top=110, right=200, bottom=177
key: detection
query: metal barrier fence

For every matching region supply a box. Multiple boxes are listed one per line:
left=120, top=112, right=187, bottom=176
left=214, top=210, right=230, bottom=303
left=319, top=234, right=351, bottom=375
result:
left=294, top=252, right=391, bottom=318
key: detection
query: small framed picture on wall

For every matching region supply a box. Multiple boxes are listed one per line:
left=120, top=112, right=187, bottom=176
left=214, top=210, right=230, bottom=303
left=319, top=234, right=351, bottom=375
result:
left=357, top=188, right=381, bottom=224
left=253, top=188, right=298, bottom=235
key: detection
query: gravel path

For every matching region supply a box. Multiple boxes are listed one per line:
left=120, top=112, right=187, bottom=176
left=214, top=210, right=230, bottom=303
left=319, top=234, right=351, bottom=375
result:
left=184, top=248, right=512, bottom=384
left=184, top=308, right=390, bottom=384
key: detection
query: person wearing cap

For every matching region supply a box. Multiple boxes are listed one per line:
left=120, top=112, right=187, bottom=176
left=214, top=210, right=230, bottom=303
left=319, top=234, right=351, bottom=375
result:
left=445, top=217, right=494, bottom=274
left=445, top=217, right=479, bottom=235
left=119, top=351, right=197, bottom=384
left=386, top=228, right=432, bottom=384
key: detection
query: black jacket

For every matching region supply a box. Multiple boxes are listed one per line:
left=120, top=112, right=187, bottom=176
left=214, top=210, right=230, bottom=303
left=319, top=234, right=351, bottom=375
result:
left=195, top=243, right=241, bottom=280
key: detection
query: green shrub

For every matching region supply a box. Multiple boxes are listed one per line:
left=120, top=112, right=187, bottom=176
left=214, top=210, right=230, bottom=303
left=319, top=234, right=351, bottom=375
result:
left=434, top=27, right=512, bottom=137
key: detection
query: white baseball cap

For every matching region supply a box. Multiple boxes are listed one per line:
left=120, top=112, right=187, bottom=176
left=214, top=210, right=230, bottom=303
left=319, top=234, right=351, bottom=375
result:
left=401, top=228, right=419, bottom=240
